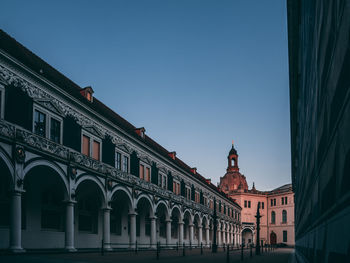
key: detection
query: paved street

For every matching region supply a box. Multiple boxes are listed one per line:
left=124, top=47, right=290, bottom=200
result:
left=1, top=248, right=293, bottom=263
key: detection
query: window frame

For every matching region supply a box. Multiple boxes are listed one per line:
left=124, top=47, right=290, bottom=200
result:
left=33, top=104, right=63, bottom=144
left=0, top=84, right=5, bottom=119
left=115, top=149, right=130, bottom=173
left=139, top=161, right=151, bottom=182
left=81, top=130, right=102, bottom=161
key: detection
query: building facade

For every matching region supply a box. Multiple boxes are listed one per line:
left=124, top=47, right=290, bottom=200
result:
left=0, top=30, right=241, bottom=252
left=219, top=144, right=295, bottom=246
left=288, top=0, right=350, bottom=261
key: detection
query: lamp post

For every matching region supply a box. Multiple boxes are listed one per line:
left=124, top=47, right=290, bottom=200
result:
left=212, top=198, right=217, bottom=253
left=255, top=202, right=262, bottom=255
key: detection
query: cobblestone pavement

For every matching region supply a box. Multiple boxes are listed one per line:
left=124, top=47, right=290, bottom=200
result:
left=0, top=247, right=294, bottom=263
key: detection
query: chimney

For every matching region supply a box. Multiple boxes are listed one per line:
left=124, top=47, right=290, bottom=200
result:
left=80, top=86, right=94, bottom=102
left=135, top=127, right=146, bottom=139
left=168, top=151, right=176, bottom=160
left=190, top=167, right=197, bottom=174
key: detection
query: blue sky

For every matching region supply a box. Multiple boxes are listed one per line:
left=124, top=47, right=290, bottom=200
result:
left=1, top=0, right=290, bottom=190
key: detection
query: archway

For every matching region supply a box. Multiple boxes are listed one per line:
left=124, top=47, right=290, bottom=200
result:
left=23, top=164, right=68, bottom=249
left=270, top=231, right=277, bottom=245
left=242, top=228, right=253, bottom=246
left=171, top=206, right=181, bottom=241
left=183, top=210, right=192, bottom=244
left=75, top=178, right=105, bottom=248
left=110, top=188, right=133, bottom=247
left=135, top=195, right=153, bottom=247
left=0, top=157, right=13, bottom=249
left=193, top=213, right=201, bottom=245
left=155, top=202, right=169, bottom=244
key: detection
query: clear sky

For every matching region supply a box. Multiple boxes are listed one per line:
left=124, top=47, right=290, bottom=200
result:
left=1, top=0, right=290, bottom=190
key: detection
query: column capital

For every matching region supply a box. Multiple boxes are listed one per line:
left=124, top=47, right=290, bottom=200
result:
left=165, top=219, right=172, bottom=223
left=178, top=221, right=184, bottom=225
left=63, top=200, right=77, bottom=205
left=129, top=211, right=138, bottom=216
left=149, top=216, right=157, bottom=220
left=102, top=207, right=112, bottom=211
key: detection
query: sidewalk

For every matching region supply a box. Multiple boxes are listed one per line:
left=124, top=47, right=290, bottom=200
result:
left=0, top=247, right=294, bottom=263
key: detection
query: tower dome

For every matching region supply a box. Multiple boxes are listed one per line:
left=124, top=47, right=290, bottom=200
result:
left=219, top=142, right=248, bottom=193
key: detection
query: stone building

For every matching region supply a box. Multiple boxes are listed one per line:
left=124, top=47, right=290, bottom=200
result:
left=219, top=144, right=295, bottom=246
left=288, top=0, right=350, bottom=261
left=0, top=29, right=241, bottom=252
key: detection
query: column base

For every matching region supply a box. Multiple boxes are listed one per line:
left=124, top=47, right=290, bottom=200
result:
left=64, top=247, right=77, bottom=252
left=9, top=247, right=25, bottom=253
left=103, top=246, right=113, bottom=251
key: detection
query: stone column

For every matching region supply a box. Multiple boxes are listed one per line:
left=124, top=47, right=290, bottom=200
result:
left=198, top=226, right=203, bottom=245
left=205, top=225, right=210, bottom=246
left=9, top=190, right=24, bottom=252
left=150, top=216, right=157, bottom=248
left=222, top=224, right=226, bottom=245
left=65, top=201, right=76, bottom=251
left=178, top=220, right=184, bottom=245
left=166, top=219, right=172, bottom=245
left=217, top=224, right=221, bottom=246
left=129, top=211, right=137, bottom=248
left=189, top=223, right=194, bottom=246
left=103, top=207, right=112, bottom=251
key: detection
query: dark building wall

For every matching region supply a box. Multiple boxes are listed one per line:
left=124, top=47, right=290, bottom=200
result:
left=288, top=0, right=350, bottom=262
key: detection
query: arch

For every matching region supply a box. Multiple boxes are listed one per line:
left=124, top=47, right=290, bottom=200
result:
left=242, top=228, right=253, bottom=246
left=110, top=185, right=133, bottom=210
left=0, top=145, right=14, bottom=183
left=155, top=200, right=169, bottom=218
left=183, top=209, right=193, bottom=222
left=24, top=158, right=68, bottom=196
left=193, top=213, right=201, bottom=225
left=270, top=231, right=277, bottom=245
left=202, top=215, right=209, bottom=227
left=135, top=193, right=154, bottom=216
left=170, top=205, right=181, bottom=217
left=75, top=174, right=106, bottom=206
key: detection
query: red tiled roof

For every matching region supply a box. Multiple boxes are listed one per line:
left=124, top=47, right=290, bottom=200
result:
left=0, top=29, right=238, bottom=206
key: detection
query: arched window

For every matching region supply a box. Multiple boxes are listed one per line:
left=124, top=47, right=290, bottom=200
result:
left=231, top=158, right=235, bottom=166
left=282, top=210, right=287, bottom=223
left=271, top=211, right=275, bottom=224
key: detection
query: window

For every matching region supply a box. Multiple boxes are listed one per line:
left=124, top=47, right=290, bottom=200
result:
left=81, top=131, right=101, bottom=161
left=122, top=156, right=129, bottom=173
left=248, top=201, right=251, bottom=208
left=0, top=85, right=5, bottom=119
left=281, top=197, right=284, bottom=205
left=92, top=140, right=100, bottom=161
left=33, top=105, right=63, bottom=143
left=285, top=197, right=288, bottom=204
left=140, top=164, right=144, bottom=180
left=282, top=210, right=287, bottom=223
left=262, top=202, right=264, bottom=209
left=145, top=167, right=150, bottom=182
left=270, top=199, right=273, bottom=207
left=159, top=173, right=167, bottom=189
left=271, top=211, right=275, bottom=224
left=115, top=152, right=121, bottom=170
left=283, top=230, right=287, bottom=242
left=195, top=191, right=200, bottom=203
left=185, top=187, right=191, bottom=200
left=78, top=198, right=98, bottom=233
left=173, top=181, right=180, bottom=195
left=50, top=118, right=61, bottom=143
left=82, top=135, right=90, bottom=156
left=274, top=199, right=276, bottom=206
left=244, top=200, right=247, bottom=208
left=34, top=110, right=46, bottom=137
left=209, top=200, right=214, bottom=209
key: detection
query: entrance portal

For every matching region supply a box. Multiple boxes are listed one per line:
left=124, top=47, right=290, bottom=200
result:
left=270, top=232, right=277, bottom=245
